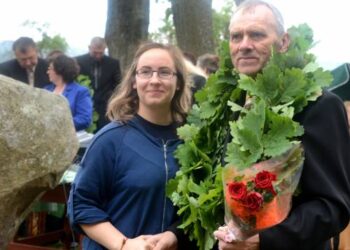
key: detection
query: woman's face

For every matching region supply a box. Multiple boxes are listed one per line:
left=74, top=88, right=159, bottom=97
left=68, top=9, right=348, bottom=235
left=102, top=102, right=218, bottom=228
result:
left=134, top=48, right=178, bottom=113
left=47, top=63, right=60, bottom=84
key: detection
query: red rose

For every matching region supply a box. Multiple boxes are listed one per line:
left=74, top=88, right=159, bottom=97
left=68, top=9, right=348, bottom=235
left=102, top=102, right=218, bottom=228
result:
left=254, top=170, right=276, bottom=190
left=243, top=192, right=264, bottom=212
left=227, top=182, right=247, bottom=200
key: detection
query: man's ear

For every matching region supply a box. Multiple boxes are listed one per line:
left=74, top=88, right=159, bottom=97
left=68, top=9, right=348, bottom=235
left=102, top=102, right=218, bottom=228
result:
left=278, top=33, right=290, bottom=53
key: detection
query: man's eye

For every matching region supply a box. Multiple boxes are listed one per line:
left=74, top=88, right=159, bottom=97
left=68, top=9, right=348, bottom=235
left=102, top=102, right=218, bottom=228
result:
left=250, top=32, right=265, bottom=40
left=230, top=33, right=242, bottom=42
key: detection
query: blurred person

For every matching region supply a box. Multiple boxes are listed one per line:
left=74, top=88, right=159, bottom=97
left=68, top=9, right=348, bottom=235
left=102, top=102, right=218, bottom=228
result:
left=196, top=53, right=219, bottom=78
left=344, top=101, right=350, bottom=128
left=183, top=51, right=206, bottom=103
left=44, top=55, right=93, bottom=131
left=46, top=49, right=65, bottom=62
left=75, top=37, right=121, bottom=132
left=213, top=1, right=350, bottom=250
left=0, top=36, right=49, bottom=88
left=68, top=42, right=197, bottom=250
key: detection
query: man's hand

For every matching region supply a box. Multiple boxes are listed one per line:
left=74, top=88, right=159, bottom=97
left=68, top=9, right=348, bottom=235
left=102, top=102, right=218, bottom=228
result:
left=214, top=225, right=260, bottom=250
left=144, top=231, right=178, bottom=250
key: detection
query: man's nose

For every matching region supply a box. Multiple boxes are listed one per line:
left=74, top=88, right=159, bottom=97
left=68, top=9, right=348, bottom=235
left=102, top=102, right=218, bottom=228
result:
left=24, top=59, right=32, bottom=65
left=238, top=36, right=254, bottom=51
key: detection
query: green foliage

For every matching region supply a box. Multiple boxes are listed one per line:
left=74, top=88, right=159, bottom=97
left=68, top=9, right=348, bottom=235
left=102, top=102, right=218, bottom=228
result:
left=76, top=74, right=99, bottom=133
left=22, top=21, right=69, bottom=57
left=225, top=24, right=332, bottom=169
left=149, top=5, right=176, bottom=44
left=150, top=0, right=234, bottom=51
left=167, top=24, right=332, bottom=250
left=37, top=34, right=68, bottom=58
left=212, top=0, right=235, bottom=49
left=167, top=40, right=242, bottom=250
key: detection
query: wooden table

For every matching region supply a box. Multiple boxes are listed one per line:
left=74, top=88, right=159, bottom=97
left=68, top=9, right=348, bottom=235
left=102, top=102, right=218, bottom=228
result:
left=7, top=135, right=90, bottom=250
left=8, top=184, right=80, bottom=250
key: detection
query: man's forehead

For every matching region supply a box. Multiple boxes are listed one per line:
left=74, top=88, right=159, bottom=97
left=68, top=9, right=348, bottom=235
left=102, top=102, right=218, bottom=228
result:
left=230, top=5, right=277, bottom=30
left=15, top=46, right=37, bottom=56
left=90, top=45, right=105, bottom=51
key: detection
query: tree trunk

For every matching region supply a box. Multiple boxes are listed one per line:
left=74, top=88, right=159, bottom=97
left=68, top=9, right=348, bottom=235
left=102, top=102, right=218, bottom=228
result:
left=105, top=0, right=150, bottom=73
left=171, top=0, right=214, bottom=58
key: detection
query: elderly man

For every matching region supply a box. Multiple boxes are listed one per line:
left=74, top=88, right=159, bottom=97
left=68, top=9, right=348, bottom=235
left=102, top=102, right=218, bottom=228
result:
left=75, top=37, right=121, bottom=132
left=0, top=37, right=49, bottom=88
left=214, top=1, right=350, bottom=250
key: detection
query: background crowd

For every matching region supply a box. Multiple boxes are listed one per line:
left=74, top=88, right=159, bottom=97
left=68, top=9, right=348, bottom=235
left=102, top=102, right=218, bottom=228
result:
left=0, top=36, right=219, bottom=133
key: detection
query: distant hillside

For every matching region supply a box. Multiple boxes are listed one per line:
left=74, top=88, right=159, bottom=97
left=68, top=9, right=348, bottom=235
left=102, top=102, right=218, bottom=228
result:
left=0, top=40, right=14, bottom=63
left=0, top=39, right=87, bottom=62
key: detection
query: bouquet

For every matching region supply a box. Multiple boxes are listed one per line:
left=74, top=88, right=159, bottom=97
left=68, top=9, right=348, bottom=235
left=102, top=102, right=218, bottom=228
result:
left=223, top=144, right=304, bottom=240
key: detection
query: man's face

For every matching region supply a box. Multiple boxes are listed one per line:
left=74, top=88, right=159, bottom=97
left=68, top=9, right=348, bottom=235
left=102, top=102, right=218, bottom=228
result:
left=229, top=5, right=288, bottom=76
left=15, top=46, right=38, bottom=71
left=89, top=45, right=105, bottom=61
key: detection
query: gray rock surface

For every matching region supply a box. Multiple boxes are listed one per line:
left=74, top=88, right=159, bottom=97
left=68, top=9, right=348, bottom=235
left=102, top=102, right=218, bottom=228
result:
left=0, top=75, right=79, bottom=248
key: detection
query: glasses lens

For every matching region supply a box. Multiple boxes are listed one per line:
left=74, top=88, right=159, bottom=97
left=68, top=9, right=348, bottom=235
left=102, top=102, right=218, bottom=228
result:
left=158, top=69, right=173, bottom=79
left=136, top=68, right=175, bottom=79
left=138, top=69, right=152, bottom=79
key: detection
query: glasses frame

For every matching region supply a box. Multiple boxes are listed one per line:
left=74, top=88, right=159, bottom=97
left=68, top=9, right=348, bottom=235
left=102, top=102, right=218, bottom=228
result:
left=135, top=68, right=177, bottom=80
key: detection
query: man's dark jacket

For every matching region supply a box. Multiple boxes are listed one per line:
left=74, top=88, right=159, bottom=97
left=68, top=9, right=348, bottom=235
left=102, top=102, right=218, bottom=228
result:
left=260, top=90, right=350, bottom=250
left=0, top=58, right=49, bottom=88
left=75, top=54, right=121, bottom=131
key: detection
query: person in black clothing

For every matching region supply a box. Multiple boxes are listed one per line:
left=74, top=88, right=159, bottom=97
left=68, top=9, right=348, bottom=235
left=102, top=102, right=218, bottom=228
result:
left=75, top=37, right=121, bottom=132
left=214, top=1, right=350, bottom=250
left=0, top=37, right=49, bottom=88
left=183, top=51, right=207, bottom=104
left=196, top=53, right=219, bottom=77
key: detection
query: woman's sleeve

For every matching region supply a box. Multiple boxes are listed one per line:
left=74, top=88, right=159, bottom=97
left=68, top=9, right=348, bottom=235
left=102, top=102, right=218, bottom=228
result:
left=67, top=130, right=117, bottom=234
left=72, top=87, right=93, bottom=131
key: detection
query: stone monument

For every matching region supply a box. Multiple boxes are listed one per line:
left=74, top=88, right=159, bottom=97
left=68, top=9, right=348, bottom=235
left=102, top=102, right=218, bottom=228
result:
left=0, top=75, right=79, bottom=248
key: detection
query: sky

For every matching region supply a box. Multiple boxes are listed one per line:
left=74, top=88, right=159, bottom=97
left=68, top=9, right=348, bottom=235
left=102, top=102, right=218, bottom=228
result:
left=0, top=0, right=349, bottom=70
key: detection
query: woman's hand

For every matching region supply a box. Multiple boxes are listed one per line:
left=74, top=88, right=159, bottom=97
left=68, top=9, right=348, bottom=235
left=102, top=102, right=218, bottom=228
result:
left=122, top=236, right=154, bottom=250
left=144, top=231, right=178, bottom=250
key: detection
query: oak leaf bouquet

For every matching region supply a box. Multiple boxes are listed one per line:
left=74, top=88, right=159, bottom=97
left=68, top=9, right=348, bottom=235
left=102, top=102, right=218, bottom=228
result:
left=167, top=24, right=332, bottom=250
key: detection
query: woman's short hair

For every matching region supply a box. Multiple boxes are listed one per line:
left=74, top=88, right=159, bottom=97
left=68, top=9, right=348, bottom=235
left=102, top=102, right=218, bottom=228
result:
left=107, top=42, right=191, bottom=124
left=51, top=55, right=80, bottom=83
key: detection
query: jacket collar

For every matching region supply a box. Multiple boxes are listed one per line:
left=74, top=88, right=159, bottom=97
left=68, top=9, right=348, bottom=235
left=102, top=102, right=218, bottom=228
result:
left=127, top=116, right=181, bottom=148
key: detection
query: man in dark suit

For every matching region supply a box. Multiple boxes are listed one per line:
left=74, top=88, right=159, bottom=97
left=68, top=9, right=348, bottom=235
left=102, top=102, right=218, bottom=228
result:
left=75, top=37, right=121, bottom=132
left=214, top=1, right=350, bottom=250
left=0, top=37, right=49, bottom=88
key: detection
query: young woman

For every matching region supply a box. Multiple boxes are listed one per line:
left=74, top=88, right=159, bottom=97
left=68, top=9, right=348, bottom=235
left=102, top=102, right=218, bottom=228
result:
left=68, top=42, right=193, bottom=250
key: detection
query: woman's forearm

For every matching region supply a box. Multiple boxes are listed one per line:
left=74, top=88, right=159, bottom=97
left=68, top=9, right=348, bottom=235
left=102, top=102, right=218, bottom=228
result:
left=81, top=221, right=127, bottom=250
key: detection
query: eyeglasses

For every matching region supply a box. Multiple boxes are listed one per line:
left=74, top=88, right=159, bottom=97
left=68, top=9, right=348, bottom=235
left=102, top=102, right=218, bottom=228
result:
left=136, top=67, right=177, bottom=80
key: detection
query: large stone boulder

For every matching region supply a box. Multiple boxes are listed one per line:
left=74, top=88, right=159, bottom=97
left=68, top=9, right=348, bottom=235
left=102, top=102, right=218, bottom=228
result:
left=0, top=75, right=79, bottom=248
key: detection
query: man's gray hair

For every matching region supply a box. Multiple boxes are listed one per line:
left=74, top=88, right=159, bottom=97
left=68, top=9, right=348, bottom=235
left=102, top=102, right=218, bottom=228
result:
left=229, top=0, right=285, bottom=36
left=12, top=37, right=36, bottom=53
left=90, top=36, right=106, bottom=48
